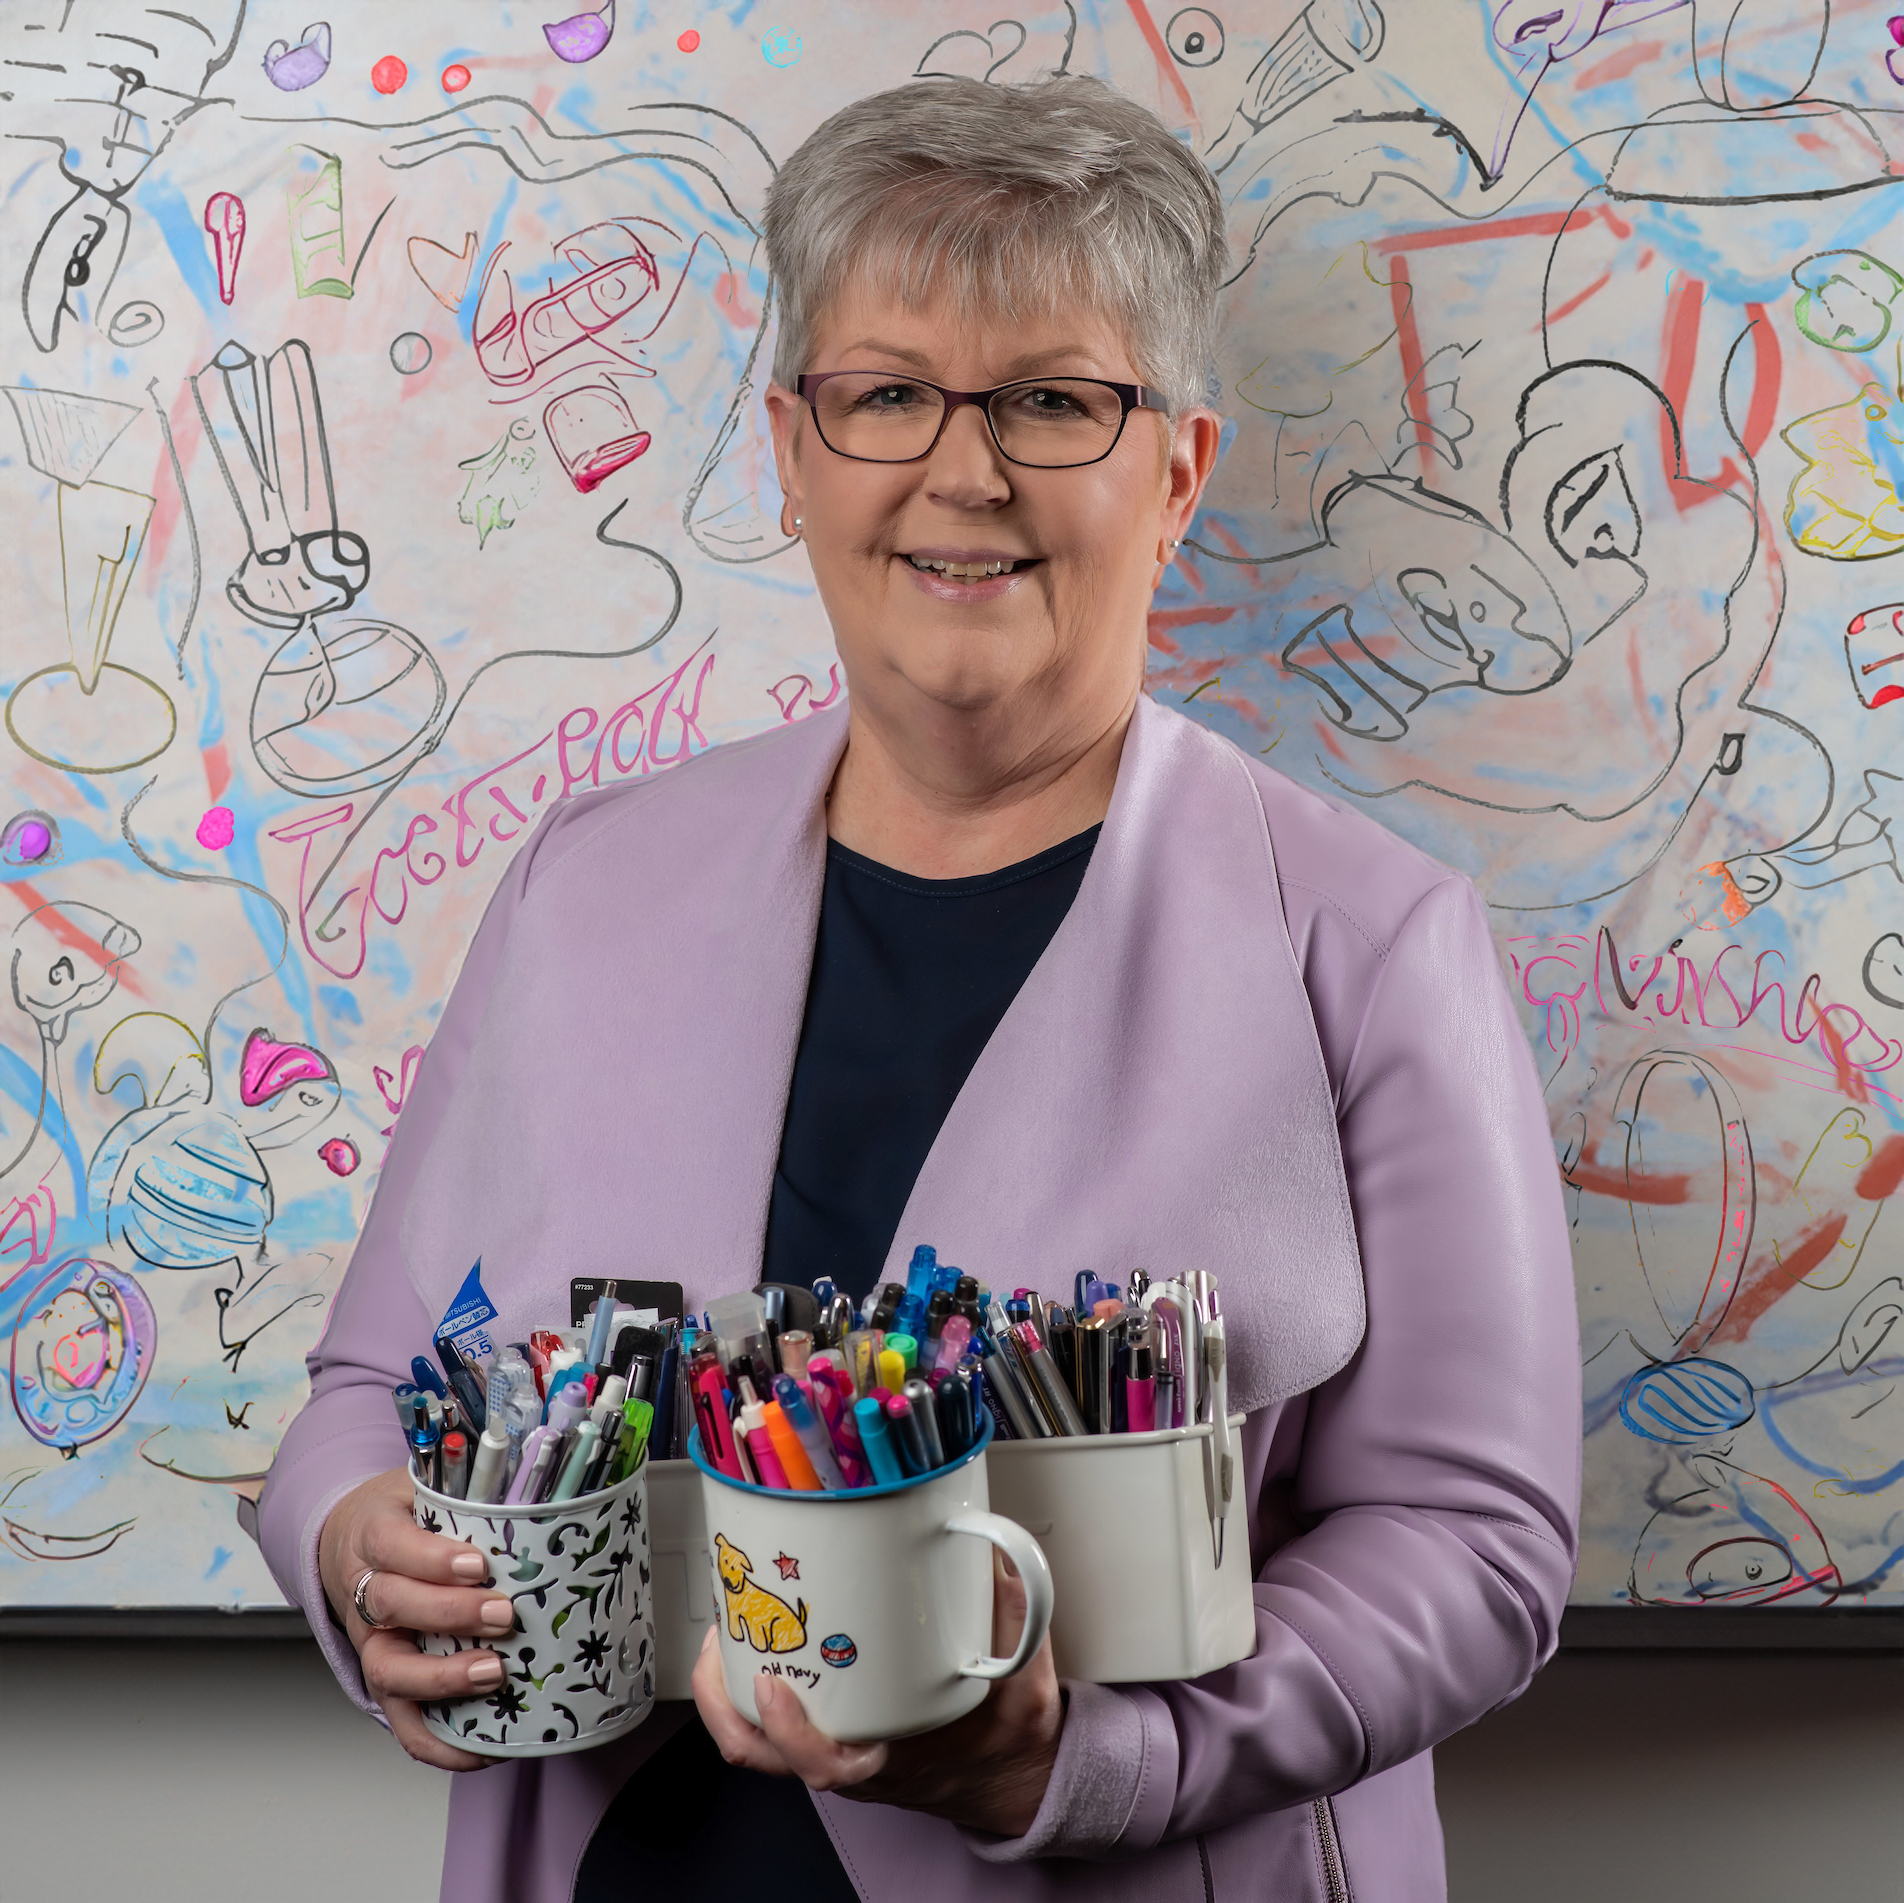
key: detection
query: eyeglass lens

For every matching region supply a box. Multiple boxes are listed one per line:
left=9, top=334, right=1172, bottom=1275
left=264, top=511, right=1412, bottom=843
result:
left=809, top=375, right=1129, bottom=467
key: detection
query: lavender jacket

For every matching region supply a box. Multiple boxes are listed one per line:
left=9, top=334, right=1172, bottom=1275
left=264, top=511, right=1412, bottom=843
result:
left=257, top=692, right=1580, bottom=1903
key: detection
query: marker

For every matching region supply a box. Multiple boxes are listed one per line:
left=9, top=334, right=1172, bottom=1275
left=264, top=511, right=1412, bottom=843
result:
left=778, top=1329, right=813, bottom=1379
left=774, top=1375, right=846, bottom=1490
left=877, top=1346, right=907, bottom=1396
left=936, top=1370, right=974, bottom=1459
left=410, top=1356, right=449, bottom=1399
left=740, top=1398, right=792, bottom=1488
left=550, top=1421, right=599, bottom=1502
left=762, top=1400, right=821, bottom=1490
left=854, top=1397, right=905, bottom=1485
left=902, top=1377, right=945, bottom=1469
left=886, top=1333, right=918, bottom=1376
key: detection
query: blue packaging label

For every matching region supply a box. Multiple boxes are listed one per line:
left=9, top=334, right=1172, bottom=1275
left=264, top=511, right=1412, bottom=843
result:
left=438, top=1259, right=497, bottom=1360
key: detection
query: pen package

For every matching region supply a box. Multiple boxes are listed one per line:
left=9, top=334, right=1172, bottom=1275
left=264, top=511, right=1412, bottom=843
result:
left=410, top=1453, right=656, bottom=1758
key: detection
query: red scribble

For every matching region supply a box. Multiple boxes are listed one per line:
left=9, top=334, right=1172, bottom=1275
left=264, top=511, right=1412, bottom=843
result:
left=203, top=742, right=232, bottom=801
left=1571, top=38, right=1664, bottom=89
left=1565, top=1142, right=1691, bottom=1205
left=715, top=271, right=759, bottom=329
left=1875, top=684, right=1904, bottom=707
left=3, top=882, right=146, bottom=998
left=374, top=1044, right=426, bottom=1117
left=1859, top=1135, right=1904, bottom=1201
left=1656, top=282, right=1779, bottom=506
left=1147, top=623, right=1181, bottom=655
left=1201, top=518, right=1263, bottom=582
left=1388, top=253, right=1436, bottom=478
left=1699, top=1214, right=1849, bottom=1349
left=1148, top=603, right=1237, bottom=630
left=769, top=665, right=844, bottom=722
left=1545, top=268, right=1613, bottom=330
left=204, top=192, right=245, bottom=305
left=1375, top=203, right=1631, bottom=257
left=1123, top=0, right=1196, bottom=119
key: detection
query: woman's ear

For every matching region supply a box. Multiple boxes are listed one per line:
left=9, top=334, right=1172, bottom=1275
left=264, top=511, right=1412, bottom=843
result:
left=1163, top=408, right=1223, bottom=549
left=765, top=382, right=806, bottom=540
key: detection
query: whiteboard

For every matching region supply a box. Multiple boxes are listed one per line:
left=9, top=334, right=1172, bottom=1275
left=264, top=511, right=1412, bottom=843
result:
left=2, top=0, right=1898, bottom=1616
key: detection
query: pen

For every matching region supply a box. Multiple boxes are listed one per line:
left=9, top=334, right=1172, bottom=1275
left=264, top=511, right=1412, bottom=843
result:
left=440, top=1430, right=470, bottom=1499
left=778, top=1330, right=813, bottom=1380
left=1074, top=1316, right=1112, bottom=1434
left=917, top=1291, right=953, bottom=1374
left=651, top=1340, right=680, bottom=1460
left=979, top=1328, right=1045, bottom=1439
left=435, top=1335, right=488, bottom=1432
left=1011, top=1321, right=1088, bottom=1436
left=886, top=1333, right=918, bottom=1377
left=410, top=1356, right=448, bottom=1399
left=877, top=1345, right=908, bottom=1395
left=854, top=1397, right=905, bottom=1484
left=808, top=1370, right=869, bottom=1486
left=585, top=1297, right=617, bottom=1372
left=1125, top=1331, right=1157, bottom=1432
left=505, top=1425, right=557, bottom=1504
left=618, top=1398, right=654, bottom=1478
left=550, top=1421, right=599, bottom=1502
left=902, top=1377, right=946, bottom=1468
left=870, top=1282, right=905, bottom=1333
left=581, top=1413, right=621, bottom=1493
left=936, top=1369, right=974, bottom=1458
left=884, top=1393, right=930, bottom=1476
left=1150, top=1296, right=1183, bottom=1429
left=774, top=1375, right=847, bottom=1490
left=1041, top=1301, right=1078, bottom=1391
left=740, top=1397, right=791, bottom=1488
left=694, top=1366, right=744, bottom=1480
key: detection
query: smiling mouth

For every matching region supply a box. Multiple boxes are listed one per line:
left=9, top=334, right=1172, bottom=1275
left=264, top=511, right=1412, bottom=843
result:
left=904, top=554, right=1038, bottom=584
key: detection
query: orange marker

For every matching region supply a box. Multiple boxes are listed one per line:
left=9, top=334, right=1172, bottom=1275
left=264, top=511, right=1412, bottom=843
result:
left=763, top=1401, right=820, bottom=1490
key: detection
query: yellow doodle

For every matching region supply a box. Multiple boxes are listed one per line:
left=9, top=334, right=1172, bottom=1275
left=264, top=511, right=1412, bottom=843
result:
left=716, top=1532, right=808, bottom=1654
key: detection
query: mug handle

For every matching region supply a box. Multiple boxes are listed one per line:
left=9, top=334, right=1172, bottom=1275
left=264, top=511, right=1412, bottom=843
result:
left=946, top=1510, right=1054, bottom=1682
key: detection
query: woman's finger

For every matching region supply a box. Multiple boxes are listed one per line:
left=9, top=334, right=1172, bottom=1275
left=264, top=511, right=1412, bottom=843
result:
left=380, top=1689, right=502, bottom=1772
left=751, top=1676, right=887, bottom=1792
left=356, top=1508, right=492, bottom=1587
left=355, top=1570, right=516, bottom=1643
left=690, top=1625, right=796, bottom=1776
left=361, top=1628, right=509, bottom=1706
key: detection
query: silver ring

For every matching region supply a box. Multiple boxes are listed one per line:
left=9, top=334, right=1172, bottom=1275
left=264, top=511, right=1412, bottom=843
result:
left=352, top=1567, right=398, bottom=1632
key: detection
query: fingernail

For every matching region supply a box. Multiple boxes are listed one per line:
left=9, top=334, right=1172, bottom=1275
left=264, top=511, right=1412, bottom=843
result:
left=468, top=1655, right=504, bottom=1689
left=480, top=1597, right=514, bottom=1628
left=451, top=1552, right=487, bottom=1582
left=755, top=1675, right=777, bottom=1712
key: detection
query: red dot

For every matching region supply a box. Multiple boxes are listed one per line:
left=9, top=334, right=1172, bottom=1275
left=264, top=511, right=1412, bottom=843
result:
left=678, top=28, right=701, bottom=51
left=1874, top=684, right=1904, bottom=707
left=442, top=62, right=472, bottom=92
left=371, top=54, right=407, bottom=93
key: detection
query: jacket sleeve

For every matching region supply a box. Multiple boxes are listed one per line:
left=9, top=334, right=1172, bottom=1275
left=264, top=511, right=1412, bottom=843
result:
left=979, top=875, right=1581, bottom=1858
left=253, top=816, right=559, bottom=1716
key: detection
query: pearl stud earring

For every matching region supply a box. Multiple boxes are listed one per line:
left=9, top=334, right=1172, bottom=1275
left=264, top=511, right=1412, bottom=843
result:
left=792, top=516, right=803, bottom=530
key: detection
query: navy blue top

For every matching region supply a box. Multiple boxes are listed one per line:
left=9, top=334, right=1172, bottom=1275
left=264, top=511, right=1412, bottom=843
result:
left=761, top=825, right=1101, bottom=1304
left=576, top=824, right=1097, bottom=1901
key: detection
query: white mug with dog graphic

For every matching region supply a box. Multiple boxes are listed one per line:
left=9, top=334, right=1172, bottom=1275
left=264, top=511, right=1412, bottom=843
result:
left=690, top=1411, right=1053, bottom=1743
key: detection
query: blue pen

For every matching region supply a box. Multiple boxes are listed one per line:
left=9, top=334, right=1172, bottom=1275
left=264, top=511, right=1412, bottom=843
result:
left=585, top=1296, right=617, bottom=1371
left=652, top=1341, right=679, bottom=1461
left=854, top=1397, right=905, bottom=1485
left=411, top=1356, right=449, bottom=1399
left=773, top=1375, right=846, bottom=1489
left=1073, top=1270, right=1094, bottom=1319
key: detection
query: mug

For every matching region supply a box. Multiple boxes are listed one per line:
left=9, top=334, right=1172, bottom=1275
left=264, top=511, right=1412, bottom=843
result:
left=690, top=1410, right=1053, bottom=1743
left=411, top=1459, right=656, bottom=1757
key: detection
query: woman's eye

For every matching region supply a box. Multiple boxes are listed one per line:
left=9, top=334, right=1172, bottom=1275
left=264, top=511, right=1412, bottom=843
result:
left=860, top=384, right=920, bottom=409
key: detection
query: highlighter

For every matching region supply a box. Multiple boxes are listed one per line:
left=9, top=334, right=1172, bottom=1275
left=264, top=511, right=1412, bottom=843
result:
left=886, top=1333, right=918, bottom=1376
left=854, top=1397, right=905, bottom=1485
left=740, top=1399, right=792, bottom=1488
left=877, top=1346, right=907, bottom=1395
left=762, top=1400, right=821, bottom=1490
left=773, top=1375, right=847, bottom=1490
left=884, top=1393, right=930, bottom=1476
left=902, top=1378, right=946, bottom=1469
left=618, top=1398, right=654, bottom=1478
left=807, top=1369, right=869, bottom=1486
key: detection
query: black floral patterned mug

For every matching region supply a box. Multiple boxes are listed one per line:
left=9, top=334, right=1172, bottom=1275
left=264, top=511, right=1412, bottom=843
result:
left=411, top=1459, right=656, bottom=1757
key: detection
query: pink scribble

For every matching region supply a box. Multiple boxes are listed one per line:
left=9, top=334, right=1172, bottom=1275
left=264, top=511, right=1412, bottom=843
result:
left=204, top=194, right=246, bottom=305
left=196, top=806, right=236, bottom=850
left=318, top=1136, right=360, bottom=1176
left=770, top=665, right=844, bottom=722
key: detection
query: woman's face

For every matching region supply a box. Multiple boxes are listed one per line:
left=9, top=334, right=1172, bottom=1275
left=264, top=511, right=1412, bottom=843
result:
left=766, top=286, right=1217, bottom=755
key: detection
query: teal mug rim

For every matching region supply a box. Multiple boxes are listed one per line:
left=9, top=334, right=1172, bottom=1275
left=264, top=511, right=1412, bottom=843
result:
left=689, top=1405, right=993, bottom=1498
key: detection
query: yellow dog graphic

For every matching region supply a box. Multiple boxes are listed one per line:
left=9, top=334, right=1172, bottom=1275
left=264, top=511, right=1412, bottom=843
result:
left=716, top=1532, right=809, bottom=1654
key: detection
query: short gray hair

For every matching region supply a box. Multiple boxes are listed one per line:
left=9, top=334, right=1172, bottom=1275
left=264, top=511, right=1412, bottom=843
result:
left=764, top=75, right=1226, bottom=416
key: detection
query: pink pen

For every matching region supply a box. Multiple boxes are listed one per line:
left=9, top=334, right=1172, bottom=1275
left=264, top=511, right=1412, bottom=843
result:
left=1125, top=1334, right=1157, bottom=1433
left=938, top=1315, right=972, bottom=1371
left=740, top=1398, right=791, bottom=1487
left=695, top=1365, right=745, bottom=1479
left=809, top=1369, right=869, bottom=1487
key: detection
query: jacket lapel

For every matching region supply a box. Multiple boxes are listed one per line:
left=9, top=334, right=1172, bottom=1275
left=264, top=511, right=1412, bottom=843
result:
left=886, top=695, right=1365, bottom=1413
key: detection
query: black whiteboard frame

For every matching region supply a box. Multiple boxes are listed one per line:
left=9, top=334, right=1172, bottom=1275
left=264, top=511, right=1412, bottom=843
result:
left=5, top=1606, right=1904, bottom=1648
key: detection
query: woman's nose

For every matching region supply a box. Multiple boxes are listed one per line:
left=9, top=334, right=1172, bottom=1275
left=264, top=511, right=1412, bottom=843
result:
left=921, top=402, right=1013, bottom=509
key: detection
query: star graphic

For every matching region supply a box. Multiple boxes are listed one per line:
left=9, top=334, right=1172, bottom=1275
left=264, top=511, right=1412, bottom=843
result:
left=773, top=1552, right=800, bottom=1581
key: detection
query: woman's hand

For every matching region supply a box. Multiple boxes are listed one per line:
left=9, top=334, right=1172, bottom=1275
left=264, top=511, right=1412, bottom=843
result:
left=690, top=1555, right=1064, bottom=1836
left=317, top=1467, right=513, bottom=1771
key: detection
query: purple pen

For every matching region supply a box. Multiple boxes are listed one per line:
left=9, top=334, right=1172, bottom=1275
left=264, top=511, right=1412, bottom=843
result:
left=505, top=1425, right=558, bottom=1504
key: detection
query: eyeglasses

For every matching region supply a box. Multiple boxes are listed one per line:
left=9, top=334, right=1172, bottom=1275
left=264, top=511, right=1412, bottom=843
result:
left=795, top=372, right=1169, bottom=469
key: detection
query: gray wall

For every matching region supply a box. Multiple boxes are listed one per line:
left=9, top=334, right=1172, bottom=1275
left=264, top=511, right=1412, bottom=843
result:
left=4, top=1641, right=1901, bottom=1900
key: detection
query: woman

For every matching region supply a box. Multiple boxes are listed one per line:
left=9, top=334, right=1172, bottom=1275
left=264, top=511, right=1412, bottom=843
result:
left=257, top=74, right=1580, bottom=1903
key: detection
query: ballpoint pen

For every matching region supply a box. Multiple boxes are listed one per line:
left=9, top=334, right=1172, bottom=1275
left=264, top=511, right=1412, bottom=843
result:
left=550, top=1421, right=599, bottom=1501
left=902, top=1377, right=945, bottom=1468
left=774, top=1375, right=847, bottom=1489
left=1010, top=1320, right=1088, bottom=1436
left=884, top=1393, right=930, bottom=1475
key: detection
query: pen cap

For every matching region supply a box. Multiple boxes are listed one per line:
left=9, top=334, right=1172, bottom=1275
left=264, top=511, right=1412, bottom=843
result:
left=778, top=1329, right=813, bottom=1378
left=706, top=1291, right=769, bottom=1367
